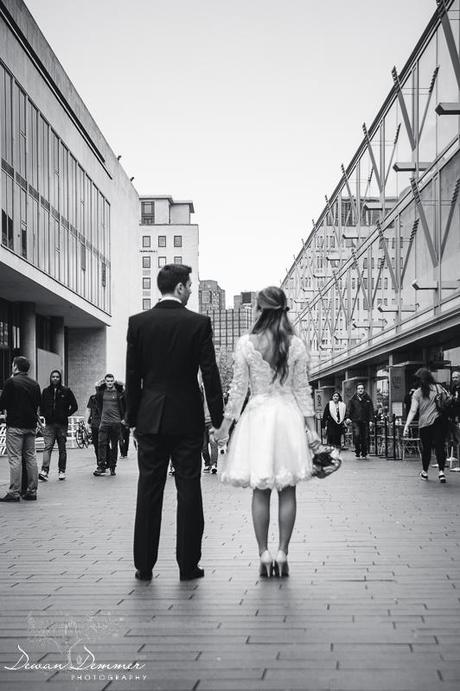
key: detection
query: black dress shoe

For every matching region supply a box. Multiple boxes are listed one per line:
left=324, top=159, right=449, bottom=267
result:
left=22, top=493, right=37, bottom=501
left=180, top=567, right=204, bottom=581
left=135, top=570, right=152, bottom=581
left=0, top=493, right=20, bottom=502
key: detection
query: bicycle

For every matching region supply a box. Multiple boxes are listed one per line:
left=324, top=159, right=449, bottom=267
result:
left=75, top=420, right=92, bottom=448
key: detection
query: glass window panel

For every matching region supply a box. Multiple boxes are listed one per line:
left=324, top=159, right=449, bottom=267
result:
left=1, top=171, right=14, bottom=250
left=2, top=68, right=13, bottom=164
left=104, top=201, right=110, bottom=262
left=359, top=133, right=382, bottom=221
left=437, top=20, right=460, bottom=153
left=439, top=151, right=460, bottom=300
left=40, top=117, right=49, bottom=200
left=383, top=100, right=400, bottom=199
left=85, top=175, right=91, bottom=243
left=417, top=36, right=437, bottom=165
left=393, top=71, right=416, bottom=199
left=20, top=188, right=27, bottom=259
left=60, top=143, right=68, bottom=221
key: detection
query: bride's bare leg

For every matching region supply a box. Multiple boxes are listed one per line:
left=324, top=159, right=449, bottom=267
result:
left=251, top=488, right=271, bottom=554
left=278, top=485, right=296, bottom=553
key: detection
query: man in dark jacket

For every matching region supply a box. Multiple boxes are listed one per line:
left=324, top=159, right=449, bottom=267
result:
left=448, top=371, right=460, bottom=444
left=86, top=385, right=102, bottom=467
left=345, top=382, right=375, bottom=460
left=449, top=371, right=460, bottom=419
left=39, top=370, right=78, bottom=481
left=126, top=264, right=223, bottom=582
left=0, top=356, right=41, bottom=502
left=93, top=375, right=126, bottom=477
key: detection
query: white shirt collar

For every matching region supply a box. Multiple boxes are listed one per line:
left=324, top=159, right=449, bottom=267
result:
left=159, top=296, right=182, bottom=304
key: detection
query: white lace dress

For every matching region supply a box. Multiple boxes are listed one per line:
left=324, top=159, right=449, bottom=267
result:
left=219, top=334, right=314, bottom=490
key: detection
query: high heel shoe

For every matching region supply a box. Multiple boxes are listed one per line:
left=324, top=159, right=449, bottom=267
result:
left=259, top=550, right=273, bottom=578
left=274, top=550, right=289, bottom=578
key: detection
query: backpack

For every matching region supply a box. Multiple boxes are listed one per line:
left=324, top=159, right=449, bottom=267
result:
left=434, top=384, right=452, bottom=415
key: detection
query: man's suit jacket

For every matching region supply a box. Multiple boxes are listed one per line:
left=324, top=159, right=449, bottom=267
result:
left=125, top=300, right=224, bottom=435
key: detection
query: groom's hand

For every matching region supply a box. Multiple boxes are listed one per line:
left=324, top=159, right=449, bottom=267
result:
left=213, top=428, right=228, bottom=444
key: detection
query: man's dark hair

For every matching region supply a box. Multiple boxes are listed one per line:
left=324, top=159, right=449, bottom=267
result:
left=157, top=264, right=191, bottom=294
left=105, top=373, right=114, bottom=379
left=356, top=382, right=365, bottom=389
left=13, top=356, right=30, bottom=373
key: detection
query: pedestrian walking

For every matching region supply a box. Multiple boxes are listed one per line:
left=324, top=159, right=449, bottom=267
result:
left=449, top=370, right=460, bottom=413
left=86, top=385, right=102, bottom=467
left=322, top=391, right=346, bottom=448
left=0, top=356, right=41, bottom=503
left=118, top=383, right=130, bottom=458
left=403, top=367, right=449, bottom=483
left=93, top=375, right=126, bottom=477
left=126, top=264, right=223, bottom=582
left=39, top=370, right=78, bottom=482
left=345, top=383, right=375, bottom=460
left=214, top=286, right=316, bottom=579
left=445, top=370, right=460, bottom=463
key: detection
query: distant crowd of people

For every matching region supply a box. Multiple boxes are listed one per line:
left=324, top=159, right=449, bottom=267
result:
left=321, top=383, right=374, bottom=459
left=0, top=361, right=133, bottom=502
left=321, top=370, right=460, bottom=483
left=1, top=359, right=460, bottom=503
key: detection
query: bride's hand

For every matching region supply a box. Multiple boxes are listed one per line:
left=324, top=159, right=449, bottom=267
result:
left=213, top=419, right=231, bottom=443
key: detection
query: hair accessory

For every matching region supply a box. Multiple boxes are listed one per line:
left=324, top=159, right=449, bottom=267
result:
left=263, top=304, right=289, bottom=312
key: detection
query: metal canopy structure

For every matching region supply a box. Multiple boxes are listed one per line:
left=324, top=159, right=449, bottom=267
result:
left=282, top=0, right=460, bottom=388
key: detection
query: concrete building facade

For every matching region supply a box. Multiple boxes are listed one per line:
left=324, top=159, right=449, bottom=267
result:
left=200, top=289, right=257, bottom=353
left=199, top=279, right=226, bottom=312
left=139, top=196, right=199, bottom=313
left=0, top=0, right=140, bottom=409
left=281, top=0, right=460, bottom=417
left=233, top=291, right=258, bottom=311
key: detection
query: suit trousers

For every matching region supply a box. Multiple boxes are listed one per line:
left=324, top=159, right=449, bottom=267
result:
left=352, top=421, right=369, bottom=456
left=134, top=432, right=204, bottom=575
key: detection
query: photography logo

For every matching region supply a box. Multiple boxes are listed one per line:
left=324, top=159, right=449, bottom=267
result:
left=3, top=614, right=147, bottom=682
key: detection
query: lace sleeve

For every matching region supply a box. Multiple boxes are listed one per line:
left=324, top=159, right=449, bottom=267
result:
left=292, top=339, right=315, bottom=417
left=223, top=337, right=249, bottom=422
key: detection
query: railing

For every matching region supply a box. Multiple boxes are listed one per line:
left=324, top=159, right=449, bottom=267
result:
left=0, top=416, right=86, bottom=456
left=311, top=413, right=458, bottom=464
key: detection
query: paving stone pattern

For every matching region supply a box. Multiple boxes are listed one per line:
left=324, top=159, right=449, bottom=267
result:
left=1, top=447, right=460, bottom=690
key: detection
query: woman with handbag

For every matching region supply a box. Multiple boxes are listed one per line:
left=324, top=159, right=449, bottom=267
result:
left=322, top=392, right=346, bottom=448
left=213, top=286, right=336, bottom=579
left=403, top=367, right=449, bottom=483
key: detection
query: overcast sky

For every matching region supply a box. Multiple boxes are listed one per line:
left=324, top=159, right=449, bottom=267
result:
left=26, top=0, right=435, bottom=305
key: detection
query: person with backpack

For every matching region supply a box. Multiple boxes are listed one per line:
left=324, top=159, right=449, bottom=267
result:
left=403, top=367, right=450, bottom=483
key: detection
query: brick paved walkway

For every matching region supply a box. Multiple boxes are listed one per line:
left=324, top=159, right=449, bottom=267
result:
left=1, top=445, right=460, bottom=691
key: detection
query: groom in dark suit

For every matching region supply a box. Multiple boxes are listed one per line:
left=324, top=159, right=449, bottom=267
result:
left=125, top=264, right=223, bottom=581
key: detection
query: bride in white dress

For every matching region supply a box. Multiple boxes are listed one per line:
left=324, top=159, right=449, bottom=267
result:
left=214, top=286, right=317, bottom=578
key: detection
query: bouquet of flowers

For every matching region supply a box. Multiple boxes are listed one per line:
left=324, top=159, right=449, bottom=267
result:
left=306, top=430, right=342, bottom=479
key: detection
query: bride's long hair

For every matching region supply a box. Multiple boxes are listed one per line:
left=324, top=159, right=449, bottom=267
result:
left=251, top=286, right=294, bottom=385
